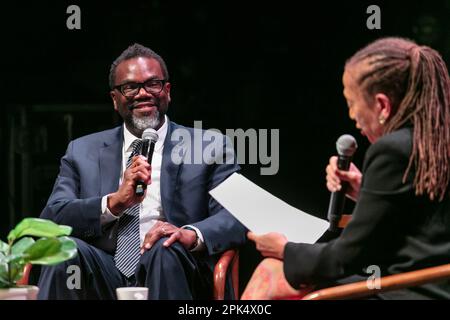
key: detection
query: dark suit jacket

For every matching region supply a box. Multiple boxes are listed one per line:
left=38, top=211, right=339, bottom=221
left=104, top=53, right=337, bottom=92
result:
left=41, top=120, right=247, bottom=265
left=284, top=127, right=450, bottom=299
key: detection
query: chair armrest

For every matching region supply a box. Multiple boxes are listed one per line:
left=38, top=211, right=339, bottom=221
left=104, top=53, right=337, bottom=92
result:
left=302, top=263, right=450, bottom=300
left=214, top=249, right=239, bottom=300
left=17, top=263, right=32, bottom=286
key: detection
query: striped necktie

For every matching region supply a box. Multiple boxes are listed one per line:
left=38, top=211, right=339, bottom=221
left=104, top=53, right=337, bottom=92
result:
left=114, top=138, right=143, bottom=278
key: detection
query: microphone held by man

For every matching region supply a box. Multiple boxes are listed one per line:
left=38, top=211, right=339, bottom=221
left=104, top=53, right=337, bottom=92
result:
left=135, top=128, right=158, bottom=196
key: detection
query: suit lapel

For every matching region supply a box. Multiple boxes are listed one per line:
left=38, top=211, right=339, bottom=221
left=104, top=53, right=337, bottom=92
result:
left=161, top=121, right=184, bottom=219
left=99, top=127, right=123, bottom=196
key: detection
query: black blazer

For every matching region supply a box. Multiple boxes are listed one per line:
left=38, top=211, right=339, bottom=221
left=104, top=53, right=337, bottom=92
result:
left=284, top=127, right=450, bottom=299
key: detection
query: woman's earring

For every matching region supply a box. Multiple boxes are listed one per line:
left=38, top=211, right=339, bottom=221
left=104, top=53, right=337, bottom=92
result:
left=379, top=117, right=385, bottom=125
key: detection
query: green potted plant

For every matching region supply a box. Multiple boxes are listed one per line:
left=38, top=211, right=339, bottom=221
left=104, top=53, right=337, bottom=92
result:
left=0, top=218, right=77, bottom=300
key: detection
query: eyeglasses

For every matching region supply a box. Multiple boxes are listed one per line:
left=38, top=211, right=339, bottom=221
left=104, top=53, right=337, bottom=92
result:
left=113, top=79, right=167, bottom=98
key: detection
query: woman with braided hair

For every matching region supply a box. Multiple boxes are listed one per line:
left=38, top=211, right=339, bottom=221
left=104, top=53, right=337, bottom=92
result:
left=242, top=37, right=450, bottom=299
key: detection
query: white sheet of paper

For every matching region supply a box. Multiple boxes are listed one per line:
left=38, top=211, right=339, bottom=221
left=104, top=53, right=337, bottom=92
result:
left=209, top=173, right=329, bottom=244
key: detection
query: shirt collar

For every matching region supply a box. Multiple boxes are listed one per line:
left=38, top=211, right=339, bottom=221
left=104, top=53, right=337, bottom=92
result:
left=123, top=115, right=169, bottom=153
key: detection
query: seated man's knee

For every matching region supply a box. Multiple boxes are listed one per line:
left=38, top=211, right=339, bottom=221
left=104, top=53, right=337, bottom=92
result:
left=140, top=237, right=186, bottom=264
left=144, top=237, right=177, bottom=254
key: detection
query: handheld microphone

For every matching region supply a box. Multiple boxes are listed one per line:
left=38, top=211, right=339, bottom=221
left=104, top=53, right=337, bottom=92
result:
left=135, top=128, right=158, bottom=196
left=327, top=134, right=358, bottom=232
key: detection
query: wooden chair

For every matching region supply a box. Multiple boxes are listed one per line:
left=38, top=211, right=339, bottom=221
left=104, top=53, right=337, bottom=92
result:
left=300, top=263, right=450, bottom=300
left=213, top=249, right=239, bottom=300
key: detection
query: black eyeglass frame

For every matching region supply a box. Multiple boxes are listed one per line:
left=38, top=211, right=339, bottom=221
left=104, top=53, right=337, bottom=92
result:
left=113, top=78, right=168, bottom=98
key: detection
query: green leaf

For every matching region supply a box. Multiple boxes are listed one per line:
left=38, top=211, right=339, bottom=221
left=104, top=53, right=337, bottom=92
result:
left=0, top=275, right=12, bottom=289
left=8, top=260, right=25, bottom=284
left=0, top=240, right=8, bottom=254
left=25, top=237, right=77, bottom=266
left=5, top=253, right=24, bottom=264
left=7, top=218, right=72, bottom=242
left=0, top=251, right=26, bottom=287
left=24, top=238, right=61, bottom=261
left=0, top=253, right=9, bottom=287
left=11, top=237, right=35, bottom=256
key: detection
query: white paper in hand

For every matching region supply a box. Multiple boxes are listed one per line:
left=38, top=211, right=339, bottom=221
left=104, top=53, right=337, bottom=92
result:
left=209, top=173, right=329, bottom=244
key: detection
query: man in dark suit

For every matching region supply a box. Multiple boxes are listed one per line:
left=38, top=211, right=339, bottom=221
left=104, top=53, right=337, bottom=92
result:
left=37, top=43, right=246, bottom=299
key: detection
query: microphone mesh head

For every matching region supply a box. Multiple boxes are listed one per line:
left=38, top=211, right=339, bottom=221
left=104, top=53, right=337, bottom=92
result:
left=336, top=134, right=358, bottom=157
left=142, top=128, right=158, bottom=142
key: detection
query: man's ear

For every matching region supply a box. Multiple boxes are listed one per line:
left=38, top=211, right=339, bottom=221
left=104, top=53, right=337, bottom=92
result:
left=165, top=82, right=171, bottom=104
left=374, top=93, right=392, bottom=121
left=110, top=91, right=118, bottom=111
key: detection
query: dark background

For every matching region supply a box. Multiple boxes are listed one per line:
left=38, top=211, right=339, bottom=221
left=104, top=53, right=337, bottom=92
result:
left=1, top=0, right=449, bottom=291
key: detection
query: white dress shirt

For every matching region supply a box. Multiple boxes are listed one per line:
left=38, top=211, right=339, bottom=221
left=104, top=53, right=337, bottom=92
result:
left=100, top=116, right=204, bottom=250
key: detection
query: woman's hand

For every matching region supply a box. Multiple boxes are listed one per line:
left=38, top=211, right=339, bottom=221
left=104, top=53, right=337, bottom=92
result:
left=326, top=156, right=362, bottom=201
left=247, top=232, right=288, bottom=260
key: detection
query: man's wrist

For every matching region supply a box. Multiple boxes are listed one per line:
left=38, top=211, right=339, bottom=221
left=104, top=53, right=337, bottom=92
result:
left=183, top=227, right=199, bottom=250
left=107, top=193, right=125, bottom=216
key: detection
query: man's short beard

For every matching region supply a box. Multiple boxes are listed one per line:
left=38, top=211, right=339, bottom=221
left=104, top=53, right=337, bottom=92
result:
left=127, top=110, right=162, bottom=135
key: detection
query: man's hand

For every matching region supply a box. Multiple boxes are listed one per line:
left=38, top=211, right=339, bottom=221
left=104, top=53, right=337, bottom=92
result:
left=163, top=228, right=198, bottom=251
left=247, top=232, right=288, bottom=260
left=140, top=221, right=198, bottom=253
left=108, top=155, right=151, bottom=215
